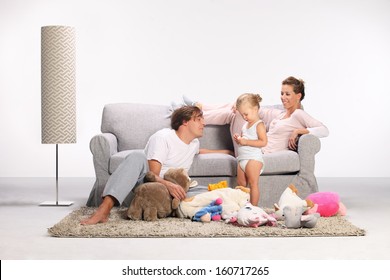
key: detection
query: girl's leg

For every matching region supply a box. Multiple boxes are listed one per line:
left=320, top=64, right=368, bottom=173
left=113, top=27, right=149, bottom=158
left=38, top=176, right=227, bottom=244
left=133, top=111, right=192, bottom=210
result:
left=245, top=160, right=263, bottom=206
left=236, top=164, right=247, bottom=188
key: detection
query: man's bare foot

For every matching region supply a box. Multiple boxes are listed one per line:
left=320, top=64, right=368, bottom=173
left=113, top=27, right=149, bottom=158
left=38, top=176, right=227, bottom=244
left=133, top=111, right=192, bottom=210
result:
left=80, top=209, right=109, bottom=225
left=80, top=196, right=115, bottom=225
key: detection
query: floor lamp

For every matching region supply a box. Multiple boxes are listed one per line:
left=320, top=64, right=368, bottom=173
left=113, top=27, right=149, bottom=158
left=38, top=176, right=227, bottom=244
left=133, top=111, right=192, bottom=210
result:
left=40, top=26, right=76, bottom=206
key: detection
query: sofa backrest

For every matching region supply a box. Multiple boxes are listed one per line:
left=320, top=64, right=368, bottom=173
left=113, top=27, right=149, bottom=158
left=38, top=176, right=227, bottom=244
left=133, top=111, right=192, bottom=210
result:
left=101, top=103, right=234, bottom=152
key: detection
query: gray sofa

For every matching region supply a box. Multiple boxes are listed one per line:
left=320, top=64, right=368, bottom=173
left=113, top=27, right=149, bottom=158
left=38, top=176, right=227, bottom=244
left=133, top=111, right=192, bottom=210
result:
left=86, top=103, right=321, bottom=208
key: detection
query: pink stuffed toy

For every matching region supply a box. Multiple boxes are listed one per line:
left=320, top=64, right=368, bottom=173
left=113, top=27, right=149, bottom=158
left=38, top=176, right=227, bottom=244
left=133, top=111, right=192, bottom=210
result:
left=306, top=192, right=347, bottom=217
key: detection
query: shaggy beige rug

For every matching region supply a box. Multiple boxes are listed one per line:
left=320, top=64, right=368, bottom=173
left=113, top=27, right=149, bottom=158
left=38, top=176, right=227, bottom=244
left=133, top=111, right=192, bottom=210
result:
left=48, top=207, right=365, bottom=238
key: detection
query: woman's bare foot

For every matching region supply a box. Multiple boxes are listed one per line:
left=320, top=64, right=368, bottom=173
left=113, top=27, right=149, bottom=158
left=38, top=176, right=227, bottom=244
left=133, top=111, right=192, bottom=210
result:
left=194, top=102, right=203, bottom=110
left=80, top=196, right=115, bottom=225
left=182, top=95, right=202, bottom=110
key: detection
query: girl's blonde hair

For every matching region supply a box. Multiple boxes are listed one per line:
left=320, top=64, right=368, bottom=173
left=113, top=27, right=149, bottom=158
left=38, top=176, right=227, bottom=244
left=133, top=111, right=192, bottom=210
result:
left=236, top=93, right=262, bottom=109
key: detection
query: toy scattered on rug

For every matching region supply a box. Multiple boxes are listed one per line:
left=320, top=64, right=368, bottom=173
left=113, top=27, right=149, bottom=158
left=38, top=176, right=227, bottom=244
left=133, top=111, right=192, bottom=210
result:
left=208, top=180, right=228, bottom=191
left=127, top=168, right=197, bottom=221
left=305, top=192, right=347, bottom=217
left=192, top=198, right=223, bottom=222
left=283, top=206, right=320, bottom=229
left=274, top=184, right=314, bottom=219
left=177, top=186, right=250, bottom=220
left=223, top=202, right=277, bottom=227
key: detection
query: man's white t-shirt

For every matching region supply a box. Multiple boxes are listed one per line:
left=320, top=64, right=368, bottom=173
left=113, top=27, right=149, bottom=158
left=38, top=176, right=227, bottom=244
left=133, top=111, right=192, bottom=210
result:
left=144, top=128, right=200, bottom=177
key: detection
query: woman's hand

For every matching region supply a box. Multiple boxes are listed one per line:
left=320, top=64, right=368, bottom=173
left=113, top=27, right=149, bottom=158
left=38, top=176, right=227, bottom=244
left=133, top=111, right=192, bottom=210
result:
left=288, top=128, right=310, bottom=150
left=288, top=130, right=300, bottom=150
left=165, top=181, right=186, bottom=200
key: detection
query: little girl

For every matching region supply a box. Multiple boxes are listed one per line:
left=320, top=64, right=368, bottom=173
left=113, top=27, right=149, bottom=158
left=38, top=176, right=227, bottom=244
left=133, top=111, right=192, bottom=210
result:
left=233, top=93, right=267, bottom=206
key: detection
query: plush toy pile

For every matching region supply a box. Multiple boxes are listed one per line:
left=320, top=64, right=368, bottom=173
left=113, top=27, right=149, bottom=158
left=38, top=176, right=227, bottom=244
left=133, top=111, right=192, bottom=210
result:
left=128, top=170, right=346, bottom=230
left=177, top=185, right=250, bottom=220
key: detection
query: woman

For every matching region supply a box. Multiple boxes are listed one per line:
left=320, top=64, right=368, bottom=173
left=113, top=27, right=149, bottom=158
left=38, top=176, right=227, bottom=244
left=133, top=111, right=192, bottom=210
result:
left=184, top=76, right=329, bottom=155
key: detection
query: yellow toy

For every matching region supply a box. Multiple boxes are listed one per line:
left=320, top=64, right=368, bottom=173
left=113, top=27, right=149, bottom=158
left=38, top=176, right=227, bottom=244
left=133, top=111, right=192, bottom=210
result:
left=208, top=180, right=228, bottom=191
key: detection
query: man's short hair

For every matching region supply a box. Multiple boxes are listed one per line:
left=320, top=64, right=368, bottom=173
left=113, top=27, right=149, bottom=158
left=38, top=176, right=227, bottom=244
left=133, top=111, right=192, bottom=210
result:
left=171, top=106, right=203, bottom=131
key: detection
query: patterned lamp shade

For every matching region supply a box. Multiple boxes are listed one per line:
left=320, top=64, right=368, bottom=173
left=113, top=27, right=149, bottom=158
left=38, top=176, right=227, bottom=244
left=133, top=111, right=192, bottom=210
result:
left=41, top=26, right=76, bottom=144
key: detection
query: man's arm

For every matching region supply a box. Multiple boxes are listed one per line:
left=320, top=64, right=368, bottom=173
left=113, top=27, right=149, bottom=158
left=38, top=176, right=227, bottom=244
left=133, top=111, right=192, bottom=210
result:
left=148, top=160, right=186, bottom=200
left=199, top=149, right=234, bottom=156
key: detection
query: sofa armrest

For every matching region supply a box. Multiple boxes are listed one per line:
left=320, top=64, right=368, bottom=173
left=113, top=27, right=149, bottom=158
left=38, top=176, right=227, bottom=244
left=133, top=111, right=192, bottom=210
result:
left=291, top=134, right=321, bottom=196
left=297, top=134, right=321, bottom=167
left=86, top=133, right=118, bottom=206
left=90, top=133, right=118, bottom=177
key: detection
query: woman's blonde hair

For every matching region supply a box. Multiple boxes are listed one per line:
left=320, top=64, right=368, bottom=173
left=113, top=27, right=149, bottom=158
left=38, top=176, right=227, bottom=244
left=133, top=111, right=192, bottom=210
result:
left=236, top=93, right=262, bottom=109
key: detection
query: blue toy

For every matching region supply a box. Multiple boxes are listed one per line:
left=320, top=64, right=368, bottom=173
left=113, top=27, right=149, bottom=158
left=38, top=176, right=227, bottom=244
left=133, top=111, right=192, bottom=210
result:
left=192, top=198, right=223, bottom=222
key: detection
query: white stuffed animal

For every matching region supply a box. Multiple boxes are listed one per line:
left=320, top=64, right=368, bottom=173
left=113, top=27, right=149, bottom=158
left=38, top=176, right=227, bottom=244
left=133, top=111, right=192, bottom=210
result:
left=274, top=184, right=314, bottom=219
left=177, top=186, right=250, bottom=220
left=283, top=206, right=320, bottom=229
left=223, top=202, right=277, bottom=227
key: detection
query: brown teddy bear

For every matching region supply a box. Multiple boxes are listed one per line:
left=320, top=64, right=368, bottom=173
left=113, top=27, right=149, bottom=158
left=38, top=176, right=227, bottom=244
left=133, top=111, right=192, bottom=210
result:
left=127, top=168, right=195, bottom=221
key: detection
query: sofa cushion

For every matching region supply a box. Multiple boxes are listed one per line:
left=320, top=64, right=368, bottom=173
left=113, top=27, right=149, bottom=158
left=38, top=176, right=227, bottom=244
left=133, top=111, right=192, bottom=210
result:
left=262, top=150, right=300, bottom=175
left=102, top=103, right=171, bottom=151
left=188, top=153, right=237, bottom=177
left=199, top=124, right=234, bottom=151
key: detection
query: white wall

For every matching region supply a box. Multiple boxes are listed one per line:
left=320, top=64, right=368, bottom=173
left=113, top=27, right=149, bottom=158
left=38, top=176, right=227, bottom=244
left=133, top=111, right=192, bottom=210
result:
left=1, top=0, right=389, bottom=177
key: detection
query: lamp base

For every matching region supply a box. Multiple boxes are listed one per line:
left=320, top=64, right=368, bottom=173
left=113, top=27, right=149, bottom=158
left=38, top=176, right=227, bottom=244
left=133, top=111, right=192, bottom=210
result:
left=40, top=201, right=74, bottom=206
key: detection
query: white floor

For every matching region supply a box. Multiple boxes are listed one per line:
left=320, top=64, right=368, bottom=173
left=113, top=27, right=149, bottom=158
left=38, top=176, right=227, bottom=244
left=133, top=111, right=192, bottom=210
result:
left=0, top=177, right=389, bottom=260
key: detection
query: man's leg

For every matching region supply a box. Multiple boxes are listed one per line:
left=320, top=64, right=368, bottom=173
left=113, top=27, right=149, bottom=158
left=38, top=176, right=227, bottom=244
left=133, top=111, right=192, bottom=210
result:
left=81, top=150, right=148, bottom=225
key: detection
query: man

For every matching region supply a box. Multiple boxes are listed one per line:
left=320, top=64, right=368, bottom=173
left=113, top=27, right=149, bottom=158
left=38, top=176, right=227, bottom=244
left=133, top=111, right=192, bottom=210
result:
left=81, top=106, right=231, bottom=225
